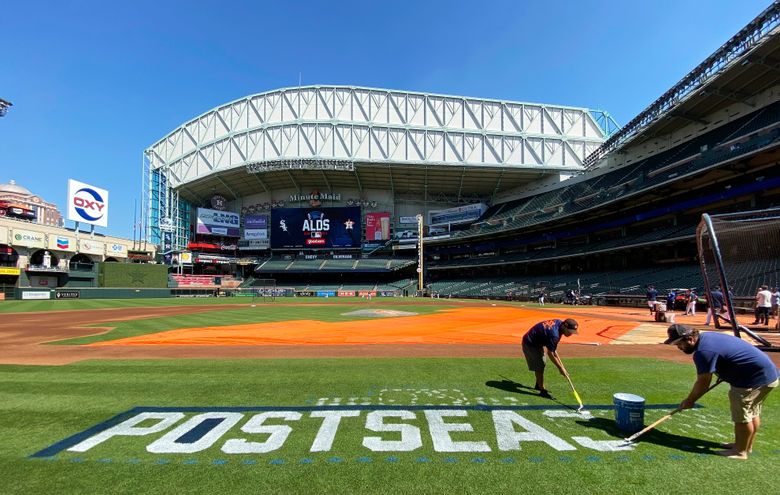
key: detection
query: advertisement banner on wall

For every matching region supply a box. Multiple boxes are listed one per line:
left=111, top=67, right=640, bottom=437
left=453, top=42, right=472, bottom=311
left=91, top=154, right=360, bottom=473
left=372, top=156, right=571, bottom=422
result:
left=243, top=229, right=268, bottom=240
left=56, top=290, right=80, bottom=299
left=79, top=239, right=104, bottom=255
left=22, top=291, right=51, bottom=300
left=365, top=212, right=391, bottom=241
left=0, top=267, right=20, bottom=276
left=67, top=179, right=109, bottom=228
left=244, top=215, right=268, bottom=229
left=428, top=203, right=486, bottom=226
left=238, top=239, right=270, bottom=250
left=48, top=235, right=76, bottom=252
left=162, top=231, right=173, bottom=265
left=106, top=243, right=128, bottom=258
left=196, top=208, right=240, bottom=237
left=271, top=207, right=362, bottom=249
left=179, top=252, right=193, bottom=264
left=12, top=229, right=45, bottom=248
left=399, top=216, right=419, bottom=225
left=30, top=276, right=57, bottom=287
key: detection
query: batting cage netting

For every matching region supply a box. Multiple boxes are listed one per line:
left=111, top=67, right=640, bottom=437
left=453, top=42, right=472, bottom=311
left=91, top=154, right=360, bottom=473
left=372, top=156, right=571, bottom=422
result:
left=250, top=279, right=278, bottom=303
left=696, top=208, right=779, bottom=346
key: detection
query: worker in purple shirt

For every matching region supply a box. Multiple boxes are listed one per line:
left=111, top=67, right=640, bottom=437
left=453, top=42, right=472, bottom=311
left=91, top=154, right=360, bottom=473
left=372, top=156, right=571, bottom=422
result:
left=522, top=318, right=578, bottom=397
left=665, top=324, right=778, bottom=459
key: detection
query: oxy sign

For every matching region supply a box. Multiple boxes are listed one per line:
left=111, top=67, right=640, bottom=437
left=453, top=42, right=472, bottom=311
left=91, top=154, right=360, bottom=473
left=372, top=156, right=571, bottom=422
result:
left=67, top=179, right=109, bottom=227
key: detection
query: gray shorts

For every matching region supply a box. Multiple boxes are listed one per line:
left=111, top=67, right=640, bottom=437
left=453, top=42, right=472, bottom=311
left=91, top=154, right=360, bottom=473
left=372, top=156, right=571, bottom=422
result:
left=522, top=342, right=546, bottom=372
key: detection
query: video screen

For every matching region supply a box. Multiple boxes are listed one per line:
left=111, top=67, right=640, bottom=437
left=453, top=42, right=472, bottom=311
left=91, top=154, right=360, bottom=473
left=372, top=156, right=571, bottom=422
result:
left=271, top=207, right=362, bottom=248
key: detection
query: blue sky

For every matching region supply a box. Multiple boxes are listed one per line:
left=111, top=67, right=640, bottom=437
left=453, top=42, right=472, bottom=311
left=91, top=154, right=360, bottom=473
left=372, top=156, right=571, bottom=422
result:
left=0, top=0, right=771, bottom=239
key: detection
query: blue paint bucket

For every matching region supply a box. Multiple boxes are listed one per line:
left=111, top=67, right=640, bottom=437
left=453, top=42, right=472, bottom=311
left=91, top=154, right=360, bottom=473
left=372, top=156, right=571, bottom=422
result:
left=613, top=393, right=645, bottom=433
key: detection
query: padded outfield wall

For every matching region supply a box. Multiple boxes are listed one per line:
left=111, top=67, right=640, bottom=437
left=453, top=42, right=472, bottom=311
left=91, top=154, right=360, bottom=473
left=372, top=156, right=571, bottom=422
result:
left=98, top=263, right=168, bottom=288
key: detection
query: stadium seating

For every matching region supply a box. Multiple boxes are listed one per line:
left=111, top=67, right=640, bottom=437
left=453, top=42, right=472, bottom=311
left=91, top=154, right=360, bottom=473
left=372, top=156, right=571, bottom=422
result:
left=255, top=257, right=416, bottom=274
left=429, top=263, right=724, bottom=300
left=453, top=102, right=780, bottom=241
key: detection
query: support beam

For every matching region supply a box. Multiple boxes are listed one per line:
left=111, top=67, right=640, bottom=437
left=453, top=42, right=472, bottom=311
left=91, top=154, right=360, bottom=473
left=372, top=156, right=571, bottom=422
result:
left=491, top=170, right=505, bottom=203
left=387, top=165, right=395, bottom=197
left=252, top=173, right=270, bottom=193
left=457, top=167, right=466, bottom=203
left=320, top=170, right=332, bottom=190
left=216, top=176, right=239, bottom=199
left=180, top=186, right=202, bottom=205
left=668, top=111, right=709, bottom=125
left=702, top=86, right=754, bottom=104
left=286, top=170, right=299, bottom=189
left=353, top=168, right=363, bottom=192
left=424, top=166, right=429, bottom=205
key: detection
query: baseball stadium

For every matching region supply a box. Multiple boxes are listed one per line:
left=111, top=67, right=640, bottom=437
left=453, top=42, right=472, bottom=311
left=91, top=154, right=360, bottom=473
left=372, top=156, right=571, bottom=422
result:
left=2, top=4, right=780, bottom=495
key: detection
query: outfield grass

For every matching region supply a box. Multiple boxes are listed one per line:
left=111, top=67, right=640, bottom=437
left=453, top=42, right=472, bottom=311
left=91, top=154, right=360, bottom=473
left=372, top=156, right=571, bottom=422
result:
left=2, top=357, right=777, bottom=494
left=0, top=296, right=362, bottom=313
left=51, top=303, right=449, bottom=345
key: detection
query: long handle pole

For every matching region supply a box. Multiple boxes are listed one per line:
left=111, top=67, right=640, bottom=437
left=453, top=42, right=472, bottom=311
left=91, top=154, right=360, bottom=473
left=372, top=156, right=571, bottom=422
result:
left=624, top=409, right=681, bottom=443
left=565, top=374, right=585, bottom=411
left=624, top=380, right=722, bottom=443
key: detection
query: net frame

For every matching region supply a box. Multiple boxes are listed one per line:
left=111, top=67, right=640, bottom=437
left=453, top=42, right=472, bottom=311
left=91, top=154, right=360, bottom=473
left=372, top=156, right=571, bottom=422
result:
left=696, top=209, right=778, bottom=346
left=251, top=279, right=277, bottom=303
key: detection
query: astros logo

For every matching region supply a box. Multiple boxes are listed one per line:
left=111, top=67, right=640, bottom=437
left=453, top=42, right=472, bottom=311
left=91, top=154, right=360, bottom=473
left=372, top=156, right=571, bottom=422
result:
left=72, top=187, right=106, bottom=222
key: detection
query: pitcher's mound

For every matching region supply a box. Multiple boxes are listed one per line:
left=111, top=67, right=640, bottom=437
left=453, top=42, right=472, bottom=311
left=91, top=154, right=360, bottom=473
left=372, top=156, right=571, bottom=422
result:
left=343, top=309, right=418, bottom=317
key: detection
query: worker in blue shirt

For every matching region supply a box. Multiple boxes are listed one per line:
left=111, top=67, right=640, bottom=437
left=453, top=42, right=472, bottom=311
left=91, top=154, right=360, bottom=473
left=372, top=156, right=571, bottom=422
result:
left=665, top=324, right=778, bottom=459
left=522, top=318, right=578, bottom=397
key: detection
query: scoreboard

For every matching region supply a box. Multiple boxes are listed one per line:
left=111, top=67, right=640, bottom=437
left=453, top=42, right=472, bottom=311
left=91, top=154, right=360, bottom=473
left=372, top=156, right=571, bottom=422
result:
left=270, top=207, right=362, bottom=249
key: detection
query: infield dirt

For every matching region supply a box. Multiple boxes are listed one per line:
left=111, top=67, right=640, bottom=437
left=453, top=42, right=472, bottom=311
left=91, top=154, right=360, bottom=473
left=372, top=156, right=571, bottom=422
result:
left=1, top=300, right=777, bottom=365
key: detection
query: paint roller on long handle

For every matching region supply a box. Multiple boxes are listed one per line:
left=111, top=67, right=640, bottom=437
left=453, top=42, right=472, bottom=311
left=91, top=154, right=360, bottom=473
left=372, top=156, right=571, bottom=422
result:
left=557, top=353, right=585, bottom=412
left=624, top=379, right=723, bottom=444
left=564, top=374, right=585, bottom=412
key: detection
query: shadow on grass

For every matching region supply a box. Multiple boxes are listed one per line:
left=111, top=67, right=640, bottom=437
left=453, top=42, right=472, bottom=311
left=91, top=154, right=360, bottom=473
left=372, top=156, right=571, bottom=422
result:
left=485, top=378, right=579, bottom=410
left=575, top=417, right=724, bottom=455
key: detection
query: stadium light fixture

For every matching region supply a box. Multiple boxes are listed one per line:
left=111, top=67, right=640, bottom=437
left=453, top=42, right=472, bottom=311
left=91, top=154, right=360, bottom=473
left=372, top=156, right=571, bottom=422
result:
left=0, top=98, right=12, bottom=117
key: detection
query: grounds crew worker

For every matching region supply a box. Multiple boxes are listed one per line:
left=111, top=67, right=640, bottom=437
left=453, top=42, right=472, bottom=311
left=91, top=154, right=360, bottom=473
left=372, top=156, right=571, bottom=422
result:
left=522, top=319, right=578, bottom=397
left=665, top=324, right=778, bottom=459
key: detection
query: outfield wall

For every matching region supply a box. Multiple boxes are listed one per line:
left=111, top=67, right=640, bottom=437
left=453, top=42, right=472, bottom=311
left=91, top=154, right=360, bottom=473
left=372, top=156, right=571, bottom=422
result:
left=98, top=263, right=168, bottom=288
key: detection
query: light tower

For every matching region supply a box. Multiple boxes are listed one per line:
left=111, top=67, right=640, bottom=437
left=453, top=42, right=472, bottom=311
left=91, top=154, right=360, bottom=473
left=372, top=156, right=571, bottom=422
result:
left=417, top=214, right=424, bottom=293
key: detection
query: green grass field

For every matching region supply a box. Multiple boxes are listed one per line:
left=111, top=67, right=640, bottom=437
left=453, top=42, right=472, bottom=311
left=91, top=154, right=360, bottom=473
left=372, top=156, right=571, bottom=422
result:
left=0, top=296, right=326, bottom=313
left=2, top=299, right=778, bottom=493
left=2, top=356, right=778, bottom=495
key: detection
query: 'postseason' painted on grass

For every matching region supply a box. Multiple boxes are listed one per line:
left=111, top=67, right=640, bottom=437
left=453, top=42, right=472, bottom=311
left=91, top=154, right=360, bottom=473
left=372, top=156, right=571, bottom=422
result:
left=33, top=405, right=651, bottom=458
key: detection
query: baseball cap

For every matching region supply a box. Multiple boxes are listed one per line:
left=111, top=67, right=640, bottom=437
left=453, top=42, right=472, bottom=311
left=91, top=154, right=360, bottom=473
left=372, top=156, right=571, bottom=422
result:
left=664, top=324, right=694, bottom=345
left=562, top=318, right=578, bottom=333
